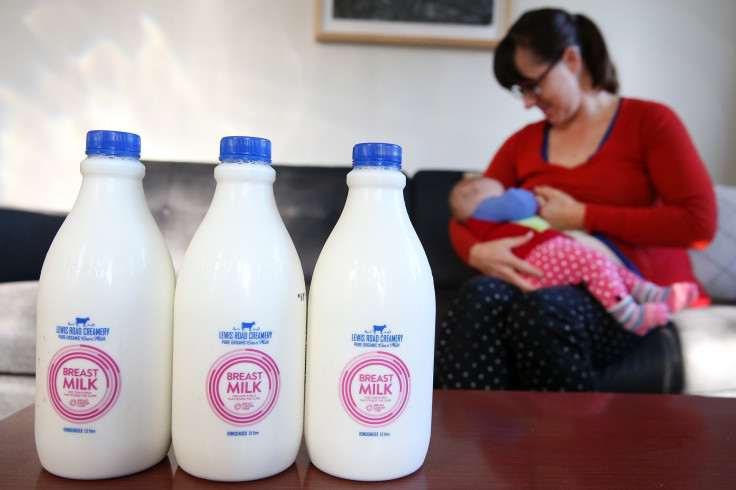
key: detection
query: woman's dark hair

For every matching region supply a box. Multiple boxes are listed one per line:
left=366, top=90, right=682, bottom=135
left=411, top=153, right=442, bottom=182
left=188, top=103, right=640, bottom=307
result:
left=494, top=8, right=619, bottom=94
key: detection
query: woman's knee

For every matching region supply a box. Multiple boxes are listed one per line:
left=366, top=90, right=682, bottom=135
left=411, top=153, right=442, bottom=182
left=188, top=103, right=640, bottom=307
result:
left=506, top=287, right=600, bottom=391
left=512, top=286, right=595, bottom=325
left=457, top=275, right=520, bottom=305
left=506, top=286, right=598, bottom=361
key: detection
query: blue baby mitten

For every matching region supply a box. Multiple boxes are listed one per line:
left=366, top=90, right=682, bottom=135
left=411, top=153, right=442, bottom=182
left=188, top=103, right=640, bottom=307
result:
left=471, top=188, right=539, bottom=223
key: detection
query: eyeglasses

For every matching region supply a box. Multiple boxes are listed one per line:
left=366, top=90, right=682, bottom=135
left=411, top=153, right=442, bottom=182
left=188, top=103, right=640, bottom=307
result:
left=510, top=52, right=563, bottom=99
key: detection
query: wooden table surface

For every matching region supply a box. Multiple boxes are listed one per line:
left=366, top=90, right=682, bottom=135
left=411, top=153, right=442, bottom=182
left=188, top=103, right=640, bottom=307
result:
left=2, top=390, right=735, bottom=488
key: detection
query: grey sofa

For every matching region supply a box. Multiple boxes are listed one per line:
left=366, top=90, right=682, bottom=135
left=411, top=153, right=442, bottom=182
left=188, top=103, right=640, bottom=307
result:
left=673, top=184, right=736, bottom=397
left=2, top=162, right=735, bottom=420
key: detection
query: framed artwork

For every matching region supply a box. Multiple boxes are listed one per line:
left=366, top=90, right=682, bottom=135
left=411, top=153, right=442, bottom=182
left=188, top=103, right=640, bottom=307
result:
left=315, top=0, right=512, bottom=49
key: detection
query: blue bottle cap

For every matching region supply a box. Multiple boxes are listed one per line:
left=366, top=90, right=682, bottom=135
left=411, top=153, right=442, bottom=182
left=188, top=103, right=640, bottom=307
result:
left=352, top=143, right=402, bottom=168
left=219, top=136, right=272, bottom=162
left=85, top=130, right=141, bottom=158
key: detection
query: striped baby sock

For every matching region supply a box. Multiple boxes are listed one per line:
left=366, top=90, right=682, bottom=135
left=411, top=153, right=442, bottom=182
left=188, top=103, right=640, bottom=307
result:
left=608, top=296, right=670, bottom=335
left=631, top=281, right=699, bottom=313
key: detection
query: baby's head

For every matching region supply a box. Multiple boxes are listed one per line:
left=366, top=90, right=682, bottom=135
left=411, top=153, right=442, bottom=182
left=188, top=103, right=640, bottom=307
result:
left=449, top=177, right=505, bottom=223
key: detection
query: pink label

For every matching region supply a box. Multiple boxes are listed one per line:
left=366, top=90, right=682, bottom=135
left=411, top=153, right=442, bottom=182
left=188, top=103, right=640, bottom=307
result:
left=207, top=349, right=280, bottom=426
left=340, top=351, right=410, bottom=427
left=47, top=344, right=121, bottom=424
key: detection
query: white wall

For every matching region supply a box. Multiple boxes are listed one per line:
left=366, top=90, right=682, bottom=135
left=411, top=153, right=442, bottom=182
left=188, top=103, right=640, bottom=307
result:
left=1, top=0, right=735, bottom=212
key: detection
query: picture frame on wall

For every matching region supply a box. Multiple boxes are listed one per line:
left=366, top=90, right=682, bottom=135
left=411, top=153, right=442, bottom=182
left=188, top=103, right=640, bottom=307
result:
left=315, top=0, right=512, bottom=49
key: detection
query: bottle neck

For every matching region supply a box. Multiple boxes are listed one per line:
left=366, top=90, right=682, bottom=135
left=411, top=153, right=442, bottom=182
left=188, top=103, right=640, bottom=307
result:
left=343, top=165, right=408, bottom=220
left=81, top=154, right=145, bottom=177
left=210, top=161, right=278, bottom=211
left=73, top=155, right=147, bottom=210
left=347, top=165, right=405, bottom=189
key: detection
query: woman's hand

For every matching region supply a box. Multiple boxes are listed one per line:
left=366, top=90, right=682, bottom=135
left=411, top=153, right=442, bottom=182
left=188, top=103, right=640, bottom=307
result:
left=534, top=186, right=586, bottom=231
left=468, top=233, right=543, bottom=291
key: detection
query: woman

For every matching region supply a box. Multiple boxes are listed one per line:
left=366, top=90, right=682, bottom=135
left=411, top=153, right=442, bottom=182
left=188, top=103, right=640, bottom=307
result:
left=435, top=8, right=716, bottom=392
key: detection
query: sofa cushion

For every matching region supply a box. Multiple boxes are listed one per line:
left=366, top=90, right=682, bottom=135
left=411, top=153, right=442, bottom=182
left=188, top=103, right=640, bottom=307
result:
left=0, top=375, right=35, bottom=421
left=0, top=209, right=65, bottom=283
left=672, top=306, right=736, bottom=395
left=0, top=281, right=37, bottom=375
left=271, top=165, right=351, bottom=284
left=410, top=170, right=480, bottom=328
left=410, top=170, right=477, bottom=288
left=689, top=184, right=736, bottom=303
left=142, top=161, right=217, bottom=273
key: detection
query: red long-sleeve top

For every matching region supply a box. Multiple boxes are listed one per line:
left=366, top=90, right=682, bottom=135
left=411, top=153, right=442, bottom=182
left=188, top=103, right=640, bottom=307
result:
left=450, top=98, right=717, bottom=299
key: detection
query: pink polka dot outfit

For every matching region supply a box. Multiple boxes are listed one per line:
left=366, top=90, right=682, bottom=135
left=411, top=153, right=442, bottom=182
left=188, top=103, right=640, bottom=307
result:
left=524, top=235, right=635, bottom=302
left=467, top=217, right=698, bottom=335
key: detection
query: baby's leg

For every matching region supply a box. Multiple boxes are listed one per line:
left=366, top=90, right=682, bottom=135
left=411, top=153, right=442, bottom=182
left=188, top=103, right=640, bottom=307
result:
left=525, top=236, right=630, bottom=307
left=524, top=237, right=668, bottom=334
left=616, top=266, right=698, bottom=312
left=607, top=298, right=669, bottom=336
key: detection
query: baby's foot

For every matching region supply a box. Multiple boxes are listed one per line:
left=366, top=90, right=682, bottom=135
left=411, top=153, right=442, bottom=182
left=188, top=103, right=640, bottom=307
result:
left=664, top=282, right=699, bottom=313
left=625, top=302, right=670, bottom=336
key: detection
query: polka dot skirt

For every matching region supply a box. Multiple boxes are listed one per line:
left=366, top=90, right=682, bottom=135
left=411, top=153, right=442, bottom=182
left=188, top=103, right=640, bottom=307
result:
left=434, top=276, right=642, bottom=392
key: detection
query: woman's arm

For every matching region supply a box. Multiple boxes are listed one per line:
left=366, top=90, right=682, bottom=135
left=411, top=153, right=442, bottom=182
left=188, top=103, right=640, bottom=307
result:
left=534, top=186, right=586, bottom=230
left=585, top=103, right=717, bottom=249
left=449, top=217, right=479, bottom=264
left=449, top=218, right=542, bottom=290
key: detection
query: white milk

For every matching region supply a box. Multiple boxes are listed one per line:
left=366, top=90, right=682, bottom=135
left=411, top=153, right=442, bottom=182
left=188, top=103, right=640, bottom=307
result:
left=35, top=131, right=175, bottom=479
left=172, top=137, right=306, bottom=481
left=305, top=143, right=435, bottom=481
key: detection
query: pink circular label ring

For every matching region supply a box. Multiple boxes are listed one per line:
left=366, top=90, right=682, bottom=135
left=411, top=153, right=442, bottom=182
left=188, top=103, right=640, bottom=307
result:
left=207, top=349, right=280, bottom=426
left=47, top=344, right=121, bottom=424
left=340, top=351, right=411, bottom=427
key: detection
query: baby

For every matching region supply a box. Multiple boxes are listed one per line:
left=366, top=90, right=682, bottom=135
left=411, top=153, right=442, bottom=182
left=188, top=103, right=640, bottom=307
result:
left=450, top=176, right=698, bottom=335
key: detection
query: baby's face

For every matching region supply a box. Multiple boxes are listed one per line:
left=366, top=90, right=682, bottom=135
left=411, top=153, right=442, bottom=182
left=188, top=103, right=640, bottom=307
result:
left=469, top=178, right=504, bottom=208
left=451, top=177, right=505, bottom=221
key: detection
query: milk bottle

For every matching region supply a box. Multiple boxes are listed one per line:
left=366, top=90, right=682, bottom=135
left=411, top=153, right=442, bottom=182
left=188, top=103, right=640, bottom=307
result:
left=172, top=136, right=306, bottom=481
left=305, top=142, right=435, bottom=481
left=35, top=130, right=175, bottom=479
